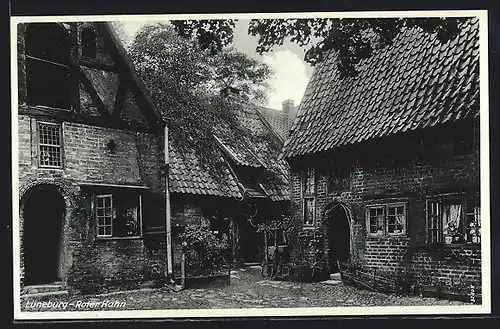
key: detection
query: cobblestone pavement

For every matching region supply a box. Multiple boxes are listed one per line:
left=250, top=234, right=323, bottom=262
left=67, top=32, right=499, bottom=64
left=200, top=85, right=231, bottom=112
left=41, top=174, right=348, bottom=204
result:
left=21, top=266, right=470, bottom=312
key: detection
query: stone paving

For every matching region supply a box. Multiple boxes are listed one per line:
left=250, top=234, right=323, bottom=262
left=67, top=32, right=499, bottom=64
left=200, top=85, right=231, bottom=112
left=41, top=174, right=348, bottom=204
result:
left=21, top=266, right=470, bottom=312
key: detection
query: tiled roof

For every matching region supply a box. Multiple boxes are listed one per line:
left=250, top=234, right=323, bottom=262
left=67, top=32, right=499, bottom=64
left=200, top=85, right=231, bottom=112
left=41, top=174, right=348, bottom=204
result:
left=169, top=104, right=290, bottom=201
left=283, top=18, right=479, bottom=158
left=215, top=104, right=290, bottom=201
left=257, top=106, right=289, bottom=140
left=168, top=144, right=243, bottom=198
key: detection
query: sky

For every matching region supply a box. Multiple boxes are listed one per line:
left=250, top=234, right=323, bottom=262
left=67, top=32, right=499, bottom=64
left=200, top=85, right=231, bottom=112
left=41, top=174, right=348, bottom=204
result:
left=118, top=19, right=314, bottom=111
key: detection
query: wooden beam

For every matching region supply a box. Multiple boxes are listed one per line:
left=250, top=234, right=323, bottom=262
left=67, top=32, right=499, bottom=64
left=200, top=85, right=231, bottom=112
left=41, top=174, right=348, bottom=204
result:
left=112, top=77, right=128, bottom=119
left=77, top=66, right=111, bottom=119
left=79, top=59, right=120, bottom=73
left=18, top=104, right=162, bottom=134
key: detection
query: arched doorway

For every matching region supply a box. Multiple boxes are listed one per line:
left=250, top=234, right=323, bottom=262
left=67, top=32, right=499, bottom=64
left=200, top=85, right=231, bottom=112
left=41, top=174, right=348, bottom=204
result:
left=22, top=184, right=66, bottom=285
left=324, top=203, right=351, bottom=273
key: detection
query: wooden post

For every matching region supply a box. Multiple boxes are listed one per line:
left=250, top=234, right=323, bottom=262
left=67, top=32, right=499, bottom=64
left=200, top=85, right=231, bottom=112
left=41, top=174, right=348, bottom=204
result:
left=180, top=252, right=186, bottom=288
left=263, top=230, right=268, bottom=277
left=164, top=124, right=174, bottom=283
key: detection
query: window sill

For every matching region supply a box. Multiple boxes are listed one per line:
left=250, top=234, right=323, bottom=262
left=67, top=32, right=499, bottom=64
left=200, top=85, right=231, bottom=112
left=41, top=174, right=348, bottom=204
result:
left=367, top=235, right=408, bottom=240
left=415, top=242, right=481, bottom=249
left=27, top=104, right=72, bottom=112
left=96, top=236, right=143, bottom=241
left=38, top=166, right=64, bottom=170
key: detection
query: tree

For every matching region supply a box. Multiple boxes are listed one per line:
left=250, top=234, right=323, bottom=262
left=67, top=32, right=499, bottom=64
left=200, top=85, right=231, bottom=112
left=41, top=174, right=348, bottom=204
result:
left=126, top=23, right=274, bottom=179
left=171, top=17, right=466, bottom=77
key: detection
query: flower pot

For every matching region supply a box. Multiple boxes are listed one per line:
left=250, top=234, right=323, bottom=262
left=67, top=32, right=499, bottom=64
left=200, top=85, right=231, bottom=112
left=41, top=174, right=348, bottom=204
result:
left=444, top=236, right=453, bottom=244
left=472, top=236, right=479, bottom=243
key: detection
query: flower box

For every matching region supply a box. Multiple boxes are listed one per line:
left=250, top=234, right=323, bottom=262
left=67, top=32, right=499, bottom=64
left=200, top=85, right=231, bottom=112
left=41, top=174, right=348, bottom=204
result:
left=420, top=285, right=440, bottom=298
left=184, top=272, right=230, bottom=289
left=438, top=288, right=470, bottom=302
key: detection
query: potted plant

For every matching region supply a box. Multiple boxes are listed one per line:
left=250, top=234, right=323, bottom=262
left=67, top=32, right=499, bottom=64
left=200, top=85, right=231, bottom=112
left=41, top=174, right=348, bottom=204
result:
left=469, top=221, right=481, bottom=243
left=445, top=222, right=462, bottom=244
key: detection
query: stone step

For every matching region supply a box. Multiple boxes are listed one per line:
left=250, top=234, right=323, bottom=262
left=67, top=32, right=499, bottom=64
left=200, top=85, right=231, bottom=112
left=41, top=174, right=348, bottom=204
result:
left=330, top=273, right=342, bottom=281
left=22, top=282, right=64, bottom=295
left=321, top=280, right=342, bottom=285
left=21, top=290, right=69, bottom=299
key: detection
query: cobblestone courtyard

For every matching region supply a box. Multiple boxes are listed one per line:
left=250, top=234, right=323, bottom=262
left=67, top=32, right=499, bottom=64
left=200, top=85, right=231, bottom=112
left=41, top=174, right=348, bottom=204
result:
left=21, top=266, right=470, bottom=312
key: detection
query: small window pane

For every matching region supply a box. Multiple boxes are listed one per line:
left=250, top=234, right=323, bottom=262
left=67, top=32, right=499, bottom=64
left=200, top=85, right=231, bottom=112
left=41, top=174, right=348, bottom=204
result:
left=466, top=197, right=480, bottom=243
left=304, top=198, right=314, bottom=225
left=304, top=168, right=315, bottom=195
left=369, top=207, right=384, bottom=234
left=38, top=123, right=62, bottom=167
left=442, top=202, right=462, bottom=244
left=388, top=205, right=405, bottom=234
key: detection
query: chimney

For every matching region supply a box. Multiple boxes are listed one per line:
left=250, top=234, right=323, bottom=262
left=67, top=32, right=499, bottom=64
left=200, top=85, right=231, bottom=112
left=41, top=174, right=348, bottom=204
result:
left=282, top=99, right=297, bottom=133
left=220, top=86, right=242, bottom=99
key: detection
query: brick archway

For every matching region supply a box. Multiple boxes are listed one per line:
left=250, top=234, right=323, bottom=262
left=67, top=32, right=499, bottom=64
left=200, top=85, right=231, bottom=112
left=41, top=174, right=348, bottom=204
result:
left=19, top=181, right=73, bottom=286
left=322, top=202, right=353, bottom=273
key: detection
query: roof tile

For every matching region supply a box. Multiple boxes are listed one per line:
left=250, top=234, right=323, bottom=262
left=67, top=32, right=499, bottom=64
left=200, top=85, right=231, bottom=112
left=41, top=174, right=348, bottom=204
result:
left=284, top=18, right=479, bottom=157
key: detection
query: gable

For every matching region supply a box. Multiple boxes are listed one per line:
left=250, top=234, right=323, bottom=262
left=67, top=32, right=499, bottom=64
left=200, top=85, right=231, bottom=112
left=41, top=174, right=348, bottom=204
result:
left=283, top=18, right=479, bottom=159
left=18, top=21, right=163, bottom=132
left=215, top=104, right=290, bottom=201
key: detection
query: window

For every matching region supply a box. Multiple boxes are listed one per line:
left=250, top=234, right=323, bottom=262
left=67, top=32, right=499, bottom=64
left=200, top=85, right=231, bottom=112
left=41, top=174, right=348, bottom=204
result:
left=366, top=203, right=406, bottom=237
left=302, top=168, right=315, bottom=226
left=25, top=23, right=71, bottom=109
left=96, top=195, right=113, bottom=237
left=38, top=122, right=63, bottom=168
left=95, top=193, right=142, bottom=238
left=427, top=194, right=480, bottom=244
left=327, top=168, right=351, bottom=193
left=81, top=27, right=97, bottom=58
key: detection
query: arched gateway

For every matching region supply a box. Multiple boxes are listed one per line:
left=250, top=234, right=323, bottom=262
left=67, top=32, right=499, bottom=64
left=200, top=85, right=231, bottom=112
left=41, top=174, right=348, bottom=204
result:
left=21, top=184, right=66, bottom=285
left=323, top=202, right=352, bottom=273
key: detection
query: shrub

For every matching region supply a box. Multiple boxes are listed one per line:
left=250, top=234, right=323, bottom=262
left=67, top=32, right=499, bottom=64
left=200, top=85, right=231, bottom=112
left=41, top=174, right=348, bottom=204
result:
left=179, top=223, right=230, bottom=277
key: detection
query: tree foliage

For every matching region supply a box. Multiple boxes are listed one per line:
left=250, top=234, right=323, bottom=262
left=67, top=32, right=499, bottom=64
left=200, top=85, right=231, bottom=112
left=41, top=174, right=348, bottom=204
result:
left=170, top=19, right=237, bottom=55
left=172, top=17, right=466, bottom=77
left=127, top=23, right=274, bottom=180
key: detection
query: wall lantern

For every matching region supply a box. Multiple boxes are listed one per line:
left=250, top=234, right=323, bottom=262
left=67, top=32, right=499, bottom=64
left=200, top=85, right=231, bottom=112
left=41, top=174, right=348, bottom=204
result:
left=106, top=139, right=117, bottom=153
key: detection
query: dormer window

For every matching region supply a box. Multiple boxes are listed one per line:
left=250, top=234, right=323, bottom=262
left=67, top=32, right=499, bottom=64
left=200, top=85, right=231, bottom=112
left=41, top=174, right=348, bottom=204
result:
left=25, top=23, right=71, bottom=109
left=81, top=27, right=97, bottom=59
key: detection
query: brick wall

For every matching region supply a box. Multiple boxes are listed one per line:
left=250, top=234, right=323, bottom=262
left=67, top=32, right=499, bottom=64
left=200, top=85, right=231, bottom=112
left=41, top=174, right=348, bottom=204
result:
left=288, top=128, right=481, bottom=287
left=17, top=114, right=165, bottom=291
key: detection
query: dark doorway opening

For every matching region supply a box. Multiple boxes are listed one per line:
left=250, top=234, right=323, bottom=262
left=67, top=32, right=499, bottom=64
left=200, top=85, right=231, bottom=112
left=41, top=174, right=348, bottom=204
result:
left=239, top=218, right=261, bottom=264
left=22, top=185, right=65, bottom=285
left=325, top=204, right=351, bottom=273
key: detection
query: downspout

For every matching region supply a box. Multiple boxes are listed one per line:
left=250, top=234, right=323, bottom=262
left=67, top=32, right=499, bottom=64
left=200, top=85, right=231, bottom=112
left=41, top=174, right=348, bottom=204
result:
left=164, top=123, right=175, bottom=285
